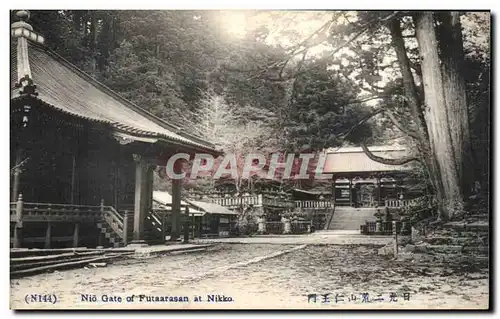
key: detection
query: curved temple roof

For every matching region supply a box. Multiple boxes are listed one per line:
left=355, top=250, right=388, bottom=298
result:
left=10, top=13, right=218, bottom=154
left=323, top=146, right=412, bottom=174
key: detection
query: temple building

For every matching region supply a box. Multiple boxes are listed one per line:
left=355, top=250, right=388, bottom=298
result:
left=323, top=146, right=420, bottom=208
left=10, top=11, right=219, bottom=248
left=201, top=146, right=423, bottom=233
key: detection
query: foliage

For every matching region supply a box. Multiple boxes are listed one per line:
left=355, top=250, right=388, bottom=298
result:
left=21, top=10, right=490, bottom=211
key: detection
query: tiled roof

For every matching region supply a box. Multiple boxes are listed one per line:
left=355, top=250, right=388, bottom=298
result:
left=152, top=191, right=237, bottom=215
left=323, top=146, right=412, bottom=174
left=11, top=39, right=217, bottom=153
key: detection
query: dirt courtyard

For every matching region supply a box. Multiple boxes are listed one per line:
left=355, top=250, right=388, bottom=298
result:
left=10, top=241, right=489, bottom=310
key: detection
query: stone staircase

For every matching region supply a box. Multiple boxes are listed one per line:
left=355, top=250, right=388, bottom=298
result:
left=399, top=213, right=489, bottom=269
left=328, top=207, right=378, bottom=230
left=96, top=220, right=124, bottom=248
left=96, top=208, right=167, bottom=248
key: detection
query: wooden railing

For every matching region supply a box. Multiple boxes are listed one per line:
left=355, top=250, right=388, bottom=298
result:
left=205, top=194, right=331, bottom=210
left=11, top=202, right=103, bottom=222
left=10, top=202, right=16, bottom=216
left=102, top=205, right=124, bottom=239
left=385, top=195, right=436, bottom=208
left=294, top=200, right=332, bottom=209
left=262, top=197, right=295, bottom=208
left=207, top=195, right=263, bottom=207
left=362, top=221, right=404, bottom=235
left=385, top=199, right=410, bottom=208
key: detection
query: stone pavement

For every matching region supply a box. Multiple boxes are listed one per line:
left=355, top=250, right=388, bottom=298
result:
left=192, top=231, right=392, bottom=246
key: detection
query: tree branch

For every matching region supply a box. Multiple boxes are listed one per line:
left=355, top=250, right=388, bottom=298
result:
left=263, top=11, right=402, bottom=82
left=361, top=141, right=421, bottom=165
left=340, top=108, right=384, bottom=139
left=384, top=109, right=421, bottom=140
left=339, top=104, right=421, bottom=142
left=10, top=157, right=30, bottom=174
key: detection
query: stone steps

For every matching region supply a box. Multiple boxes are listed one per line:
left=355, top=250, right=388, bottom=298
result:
left=328, top=207, right=377, bottom=230
left=442, top=221, right=489, bottom=232
left=424, top=236, right=485, bottom=246
left=397, top=252, right=489, bottom=267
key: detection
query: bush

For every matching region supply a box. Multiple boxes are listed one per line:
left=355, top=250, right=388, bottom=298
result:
left=234, top=214, right=258, bottom=236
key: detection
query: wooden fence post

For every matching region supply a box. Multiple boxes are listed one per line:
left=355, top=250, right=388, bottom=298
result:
left=183, top=206, right=190, bottom=243
left=73, top=223, right=80, bottom=248
left=13, top=194, right=24, bottom=248
left=44, top=222, right=52, bottom=249
left=392, top=220, right=398, bottom=256
left=161, top=212, right=167, bottom=243
left=192, top=214, right=196, bottom=239
left=123, top=210, right=129, bottom=246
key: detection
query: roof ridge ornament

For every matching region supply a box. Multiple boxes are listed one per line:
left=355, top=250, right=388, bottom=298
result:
left=11, top=10, right=45, bottom=45
left=12, top=10, right=41, bottom=97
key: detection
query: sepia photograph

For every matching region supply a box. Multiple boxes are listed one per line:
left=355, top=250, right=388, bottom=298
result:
left=8, top=8, right=491, bottom=310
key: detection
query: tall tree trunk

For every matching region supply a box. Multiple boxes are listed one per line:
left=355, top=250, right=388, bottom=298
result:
left=388, top=18, right=442, bottom=216
left=437, top=12, right=475, bottom=198
left=89, top=11, right=98, bottom=76
left=414, top=12, right=464, bottom=220
left=388, top=18, right=428, bottom=142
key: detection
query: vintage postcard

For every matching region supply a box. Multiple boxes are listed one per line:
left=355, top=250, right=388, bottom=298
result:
left=9, top=9, right=490, bottom=310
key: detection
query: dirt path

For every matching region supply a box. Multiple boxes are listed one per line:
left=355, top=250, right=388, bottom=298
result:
left=10, top=244, right=489, bottom=309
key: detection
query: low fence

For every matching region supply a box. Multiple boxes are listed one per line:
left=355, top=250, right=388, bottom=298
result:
left=385, top=195, right=437, bottom=208
left=265, top=220, right=311, bottom=235
left=361, top=221, right=406, bottom=235
left=265, top=221, right=284, bottom=234
left=290, top=221, right=311, bottom=234
left=209, top=195, right=263, bottom=207
left=385, top=199, right=411, bottom=208
left=206, top=194, right=332, bottom=210
left=295, top=200, right=332, bottom=209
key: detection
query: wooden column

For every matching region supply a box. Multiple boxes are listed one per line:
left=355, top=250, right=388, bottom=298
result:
left=331, top=175, right=336, bottom=206
left=113, top=164, right=120, bottom=209
left=376, top=176, right=381, bottom=207
left=11, top=149, right=23, bottom=202
left=183, top=206, right=190, bottom=243
left=44, top=222, right=52, bottom=249
left=123, top=211, right=129, bottom=246
left=13, top=194, right=24, bottom=248
left=146, top=165, right=155, bottom=213
left=70, top=155, right=77, bottom=204
left=170, top=161, right=182, bottom=242
left=348, top=178, right=353, bottom=207
left=130, top=154, right=147, bottom=246
left=72, top=223, right=80, bottom=248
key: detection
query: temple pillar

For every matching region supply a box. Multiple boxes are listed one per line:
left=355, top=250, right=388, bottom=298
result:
left=332, top=175, right=336, bottom=206
left=183, top=206, right=190, bottom=243
left=376, top=176, right=381, bottom=207
left=129, top=154, right=148, bottom=247
left=11, top=149, right=23, bottom=202
left=348, top=178, right=353, bottom=207
left=145, top=164, right=155, bottom=214
left=170, top=161, right=182, bottom=242
left=70, top=155, right=77, bottom=204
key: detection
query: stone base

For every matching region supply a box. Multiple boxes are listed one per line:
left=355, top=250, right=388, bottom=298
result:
left=127, top=240, right=148, bottom=248
left=165, top=239, right=182, bottom=245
